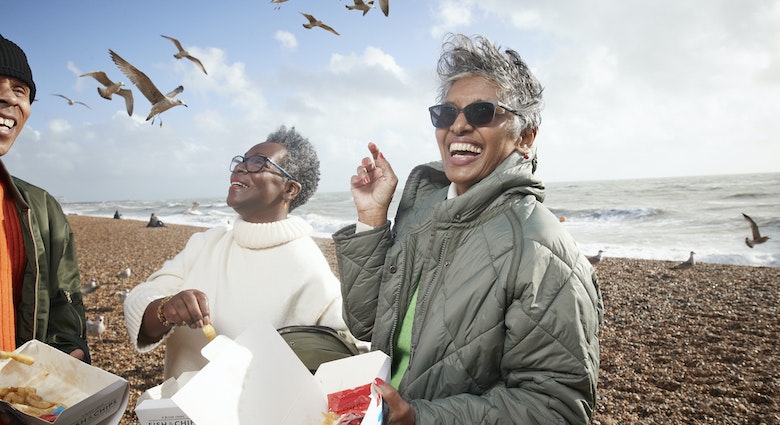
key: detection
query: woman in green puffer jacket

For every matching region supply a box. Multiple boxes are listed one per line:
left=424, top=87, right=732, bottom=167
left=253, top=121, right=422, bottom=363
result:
left=333, top=33, right=603, bottom=424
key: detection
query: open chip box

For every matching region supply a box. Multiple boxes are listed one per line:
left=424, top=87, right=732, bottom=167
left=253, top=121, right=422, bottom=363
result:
left=0, top=340, right=129, bottom=425
left=135, top=317, right=390, bottom=425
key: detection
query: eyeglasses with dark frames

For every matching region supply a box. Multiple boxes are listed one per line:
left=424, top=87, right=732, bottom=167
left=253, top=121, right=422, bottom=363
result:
left=229, top=154, right=297, bottom=181
left=428, top=100, right=521, bottom=129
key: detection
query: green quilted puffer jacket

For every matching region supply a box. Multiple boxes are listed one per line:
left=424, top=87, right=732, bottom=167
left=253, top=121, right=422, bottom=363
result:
left=334, top=151, right=603, bottom=424
left=1, top=160, right=90, bottom=363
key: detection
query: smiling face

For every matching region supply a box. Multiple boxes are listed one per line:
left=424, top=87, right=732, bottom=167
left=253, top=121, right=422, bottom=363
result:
left=0, top=76, right=32, bottom=156
left=226, top=141, right=300, bottom=223
left=436, top=75, right=529, bottom=195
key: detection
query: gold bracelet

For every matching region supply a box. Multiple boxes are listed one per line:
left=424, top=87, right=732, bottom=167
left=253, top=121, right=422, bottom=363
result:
left=157, top=296, right=174, bottom=327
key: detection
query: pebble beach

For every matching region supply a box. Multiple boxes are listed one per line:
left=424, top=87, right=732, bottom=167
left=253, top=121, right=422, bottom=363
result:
left=67, top=215, right=779, bottom=424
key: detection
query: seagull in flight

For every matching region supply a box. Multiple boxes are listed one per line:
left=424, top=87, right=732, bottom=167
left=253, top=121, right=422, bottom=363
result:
left=346, top=0, right=374, bottom=15
left=161, top=35, right=208, bottom=75
left=270, top=0, right=288, bottom=9
left=300, top=13, right=340, bottom=36
left=80, top=71, right=134, bottom=116
left=670, top=251, right=695, bottom=270
left=378, top=0, right=389, bottom=16
left=742, top=213, right=770, bottom=248
left=52, top=94, right=91, bottom=109
left=109, top=49, right=187, bottom=126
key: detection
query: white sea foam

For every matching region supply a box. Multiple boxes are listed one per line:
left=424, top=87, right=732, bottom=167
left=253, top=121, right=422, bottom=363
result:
left=62, top=172, right=780, bottom=267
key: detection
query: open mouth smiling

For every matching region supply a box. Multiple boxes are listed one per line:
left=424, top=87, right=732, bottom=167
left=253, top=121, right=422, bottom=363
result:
left=0, top=117, right=15, bottom=130
left=449, top=142, right=482, bottom=157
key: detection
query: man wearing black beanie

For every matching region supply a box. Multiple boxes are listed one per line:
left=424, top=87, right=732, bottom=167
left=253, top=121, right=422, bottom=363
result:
left=0, top=34, right=91, bottom=365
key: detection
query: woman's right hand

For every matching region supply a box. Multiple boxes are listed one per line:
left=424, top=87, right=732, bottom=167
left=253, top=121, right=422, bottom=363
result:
left=350, top=142, right=398, bottom=227
left=140, top=289, right=211, bottom=345
left=159, top=289, right=211, bottom=329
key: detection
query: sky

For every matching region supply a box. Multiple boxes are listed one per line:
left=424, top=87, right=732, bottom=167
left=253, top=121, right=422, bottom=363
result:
left=4, top=0, right=779, bottom=202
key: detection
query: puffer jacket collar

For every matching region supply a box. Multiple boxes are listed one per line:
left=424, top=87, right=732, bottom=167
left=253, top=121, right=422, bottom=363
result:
left=399, top=151, right=546, bottom=226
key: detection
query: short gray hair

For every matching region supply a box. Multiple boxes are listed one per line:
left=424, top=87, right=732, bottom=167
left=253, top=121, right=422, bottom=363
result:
left=265, top=126, right=320, bottom=211
left=436, top=33, right=544, bottom=137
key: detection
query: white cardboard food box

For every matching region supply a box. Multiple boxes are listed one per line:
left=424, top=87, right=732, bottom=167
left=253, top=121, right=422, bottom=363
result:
left=134, top=372, right=197, bottom=425
left=0, top=340, right=129, bottom=425
left=135, top=317, right=389, bottom=425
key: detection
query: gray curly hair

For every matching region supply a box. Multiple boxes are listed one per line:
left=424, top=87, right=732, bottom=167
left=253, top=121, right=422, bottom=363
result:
left=265, top=125, right=320, bottom=211
left=436, top=33, right=544, bottom=138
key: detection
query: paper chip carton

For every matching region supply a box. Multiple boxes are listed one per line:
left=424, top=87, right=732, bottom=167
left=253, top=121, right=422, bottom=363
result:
left=134, top=372, right=197, bottom=425
left=0, top=340, right=129, bottom=425
left=166, top=318, right=389, bottom=425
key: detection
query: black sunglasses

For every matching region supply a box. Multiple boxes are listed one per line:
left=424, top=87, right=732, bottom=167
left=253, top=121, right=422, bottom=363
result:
left=428, top=100, right=521, bottom=129
left=229, top=154, right=297, bottom=181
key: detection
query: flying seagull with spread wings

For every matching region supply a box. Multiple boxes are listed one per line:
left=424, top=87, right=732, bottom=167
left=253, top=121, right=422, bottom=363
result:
left=109, top=49, right=187, bottom=126
left=80, top=71, right=134, bottom=116
left=52, top=94, right=91, bottom=109
left=346, top=0, right=374, bottom=15
left=161, top=35, right=208, bottom=75
left=742, top=213, right=770, bottom=248
left=270, top=0, right=288, bottom=9
left=300, top=13, right=340, bottom=36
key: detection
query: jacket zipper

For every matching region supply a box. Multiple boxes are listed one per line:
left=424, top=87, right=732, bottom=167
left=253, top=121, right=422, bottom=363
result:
left=407, top=232, right=450, bottom=370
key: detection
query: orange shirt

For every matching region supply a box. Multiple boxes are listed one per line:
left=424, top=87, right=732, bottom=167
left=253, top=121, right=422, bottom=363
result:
left=0, top=180, right=26, bottom=351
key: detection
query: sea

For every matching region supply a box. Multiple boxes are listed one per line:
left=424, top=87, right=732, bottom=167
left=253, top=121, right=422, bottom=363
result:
left=61, top=172, right=780, bottom=268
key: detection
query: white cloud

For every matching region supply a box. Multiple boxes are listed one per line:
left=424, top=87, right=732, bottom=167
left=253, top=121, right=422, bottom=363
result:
left=274, top=30, right=298, bottom=50
left=329, top=46, right=408, bottom=83
left=430, top=0, right=474, bottom=37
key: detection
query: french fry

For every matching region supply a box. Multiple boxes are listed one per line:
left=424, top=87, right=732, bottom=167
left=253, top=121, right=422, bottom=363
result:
left=1, top=386, right=62, bottom=417
left=202, top=323, right=217, bottom=341
left=0, top=350, right=35, bottom=365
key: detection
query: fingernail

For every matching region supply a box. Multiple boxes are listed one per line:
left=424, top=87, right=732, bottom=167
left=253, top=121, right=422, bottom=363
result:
left=363, top=177, right=370, bottom=184
left=374, top=377, right=385, bottom=386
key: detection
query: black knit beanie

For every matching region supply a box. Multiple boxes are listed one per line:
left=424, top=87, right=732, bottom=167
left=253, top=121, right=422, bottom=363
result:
left=0, top=34, right=36, bottom=102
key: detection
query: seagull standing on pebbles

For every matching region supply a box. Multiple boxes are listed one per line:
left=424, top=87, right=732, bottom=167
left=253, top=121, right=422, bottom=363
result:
left=670, top=251, right=695, bottom=270
left=117, top=267, right=131, bottom=279
left=52, top=94, right=91, bottom=109
left=109, top=49, right=187, bottom=126
left=586, top=250, right=604, bottom=265
left=161, top=35, right=208, bottom=75
left=300, top=13, right=340, bottom=36
left=80, top=71, right=134, bottom=116
left=80, top=277, right=98, bottom=295
left=346, top=0, right=374, bottom=15
left=742, top=213, right=770, bottom=248
left=87, top=315, right=106, bottom=344
left=115, top=289, right=130, bottom=303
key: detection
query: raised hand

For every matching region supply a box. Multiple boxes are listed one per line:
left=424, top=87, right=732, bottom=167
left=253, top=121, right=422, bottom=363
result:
left=350, top=142, right=399, bottom=227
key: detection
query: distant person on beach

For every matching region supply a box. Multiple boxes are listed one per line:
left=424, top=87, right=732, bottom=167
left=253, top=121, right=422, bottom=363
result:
left=333, top=33, right=603, bottom=424
left=146, top=212, right=165, bottom=227
left=0, top=34, right=90, bottom=363
left=124, top=126, right=350, bottom=379
left=114, top=210, right=122, bottom=219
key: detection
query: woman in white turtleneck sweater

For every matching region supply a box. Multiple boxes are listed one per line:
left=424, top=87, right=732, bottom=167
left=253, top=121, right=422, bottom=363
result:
left=123, top=126, right=346, bottom=379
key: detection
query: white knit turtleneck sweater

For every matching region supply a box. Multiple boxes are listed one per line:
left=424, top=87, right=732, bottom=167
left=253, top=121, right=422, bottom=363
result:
left=123, top=215, right=346, bottom=379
